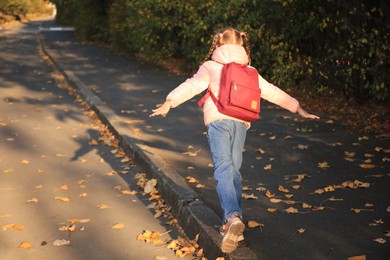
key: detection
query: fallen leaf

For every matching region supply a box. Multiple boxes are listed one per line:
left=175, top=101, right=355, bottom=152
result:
left=248, top=220, right=264, bottom=228
left=154, top=210, right=162, bottom=218
left=242, top=193, right=258, bottom=200
left=121, top=190, right=137, bottom=195
left=297, top=228, right=305, bottom=233
left=97, top=204, right=110, bottom=209
left=359, top=164, right=376, bottom=169
left=21, top=160, right=29, bottom=164
left=264, top=164, right=272, bottom=170
left=296, top=144, right=309, bottom=150
left=55, top=196, right=70, bottom=202
left=270, top=198, right=282, bottom=203
left=27, top=198, right=39, bottom=203
left=347, top=255, right=366, bottom=260
left=267, top=208, right=277, bottom=213
left=144, top=179, right=157, bottom=193
left=79, top=193, right=88, bottom=197
left=373, top=238, right=386, bottom=244
left=182, top=149, right=201, bottom=157
left=36, top=168, right=44, bottom=174
left=278, top=185, right=289, bottom=193
left=112, top=223, right=125, bottom=229
left=53, top=239, right=71, bottom=246
left=67, top=218, right=90, bottom=224
left=18, top=242, right=32, bottom=249
left=351, top=208, right=374, bottom=213
left=186, top=176, right=198, bottom=183
left=88, top=139, right=99, bottom=145
left=59, top=184, right=68, bottom=190
left=318, top=161, right=330, bottom=169
left=285, top=207, right=299, bottom=214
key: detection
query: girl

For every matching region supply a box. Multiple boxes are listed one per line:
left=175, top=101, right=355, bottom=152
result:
left=150, top=28, right=319, bottom=253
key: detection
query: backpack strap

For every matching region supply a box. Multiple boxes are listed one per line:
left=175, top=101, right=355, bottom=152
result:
left=197, top=87, right=210, bottom=106
left=197, top=87, right=219, bottom=107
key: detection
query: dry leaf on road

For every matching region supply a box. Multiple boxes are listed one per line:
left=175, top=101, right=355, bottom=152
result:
left=18, top=241, right=32, bottom=249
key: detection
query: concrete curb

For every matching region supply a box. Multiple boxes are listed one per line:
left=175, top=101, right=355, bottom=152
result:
left=37, top=32, right=258, bottom=260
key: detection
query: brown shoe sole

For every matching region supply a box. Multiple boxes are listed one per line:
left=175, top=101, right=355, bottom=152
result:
left=221, top=220, right=245, bottom=253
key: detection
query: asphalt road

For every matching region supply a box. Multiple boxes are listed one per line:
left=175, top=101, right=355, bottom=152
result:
left=0, top=21, right=194, bottom=260
left=38, top=18, right=390, bottom=260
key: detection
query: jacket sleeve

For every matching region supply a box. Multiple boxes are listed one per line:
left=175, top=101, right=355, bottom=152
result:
left=166, top=63, right=211, bottom=108
left=258, top=74, right=299, bottom=113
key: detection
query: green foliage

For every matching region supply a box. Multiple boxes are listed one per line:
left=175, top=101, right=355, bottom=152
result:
left=0, top=0, right=53, bottom=22
left=54, top=0, right=389, bottom=102
left=0, top=0, right=30, bottom=17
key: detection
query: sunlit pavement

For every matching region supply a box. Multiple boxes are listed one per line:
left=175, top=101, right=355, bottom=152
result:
left=0, top=20, right=194, bottom=260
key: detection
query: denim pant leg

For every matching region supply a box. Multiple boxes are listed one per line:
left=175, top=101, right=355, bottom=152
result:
left=207, top=120, right=247, bottom=224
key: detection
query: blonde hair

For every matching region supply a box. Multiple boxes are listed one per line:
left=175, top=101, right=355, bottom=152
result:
left=203, top=28, right=251, bottom=64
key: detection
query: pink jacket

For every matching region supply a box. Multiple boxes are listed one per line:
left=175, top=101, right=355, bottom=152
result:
left=167, top=44, right=300, bottom=126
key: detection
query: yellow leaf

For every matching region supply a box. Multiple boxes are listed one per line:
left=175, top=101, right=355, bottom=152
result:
left=270, top=198, right=282, bottom=203
left=186, top=176, right=198, bottom=183
left=59, top=184, right=68, bottom=190
left=67, top=218, right=90, bottom=223
left=318, top=161, right=330, bottom=169
left=267, top=208, right=277, bottom=213
left=302, top=203, right=312, bottom=209
left=112, top=223, right=125, bottom=229
left=97, top=204, right=110, bottom=209
left=248, top=220, right=264, bottom=228
left=55, top=196, right=70, bottom=202
left=257, top=148, right=266, bottom=154
left=269, top=135, right=276, bottom=140
left=264, top=164, right=272, bottom=170
left=154, top=210, right=162, bottom=218
left=359, top=164, right=376, bottom=169
left=18, top=242, right=32, bottom=249
left=278, top=185, right=289, bottom=193
left=285, top=207, right=299, bottom=214
left=79, top=193, right=88, bottom=197
left=347, top=255, right=366, bottom=260
left=292, top=185, right=301, bottom=190
left=2, top=223, right=15, bottom=230
left=297, top=228, right=305, bottom=233
left=121, top=190, right=137, bottom=195
left=242, top=193, right=258, bottom=200
left=314, top=189, right=325, bottom=194
left=36, top=168, right=44, bottom=174
left=265, top=190, right=275, bottom=198
left=12, top=224, right=25, bottom=231
left=21, top=160, right=29, bottom=164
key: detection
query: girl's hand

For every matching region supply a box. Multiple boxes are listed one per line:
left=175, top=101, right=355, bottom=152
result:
left=297, top=106, right=320, bottom=119
left=149, top=100, right=172, bottom=117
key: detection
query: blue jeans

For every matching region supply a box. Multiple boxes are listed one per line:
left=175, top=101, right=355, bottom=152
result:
left=207, top=119, right=247, bottom=224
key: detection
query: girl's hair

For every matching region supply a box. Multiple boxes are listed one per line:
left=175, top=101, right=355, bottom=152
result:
left=202, top=28, right=251, bottom=64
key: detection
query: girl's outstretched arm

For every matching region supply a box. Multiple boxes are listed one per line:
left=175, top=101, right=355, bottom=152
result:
left=149, top=100, right=172, bottom=117
left=297, top=106, right=320, bottom=119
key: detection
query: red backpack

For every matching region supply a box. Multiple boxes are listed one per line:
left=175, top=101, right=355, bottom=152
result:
left=198, top=62, right=261, bottom=122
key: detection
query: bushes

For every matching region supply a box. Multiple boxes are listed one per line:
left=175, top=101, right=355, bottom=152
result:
left=0, top=0, right=53, bottom=22
left=0, top=0, right=30, bottom=20
left=54, top=0, right=389, bottom=103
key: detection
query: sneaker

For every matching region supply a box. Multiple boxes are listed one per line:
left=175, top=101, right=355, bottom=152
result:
left=220, top=226, right=245, bottom=241
left=220, top=216, right=245, bottom=253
